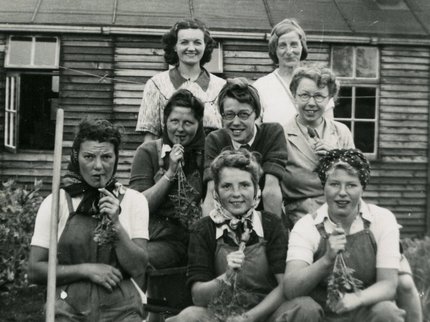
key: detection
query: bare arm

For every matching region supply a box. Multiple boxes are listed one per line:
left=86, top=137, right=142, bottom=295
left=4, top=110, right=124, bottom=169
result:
left=283, top=228, right=346, bottom=299
left=28, top=246, right=124, bottom=291
left=141, top=144, right=183, bottom=212
left=201, top=180, right=215, bottom=217
left=333, top=268, right=399, bottom=314
left=262, top=174, right=283, bottom=218
left=232, top=274, right=285, bottom=322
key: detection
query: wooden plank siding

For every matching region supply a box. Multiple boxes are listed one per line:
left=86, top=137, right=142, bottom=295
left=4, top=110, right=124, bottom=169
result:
left=0, top=33, right=428, bottom=236
left=60, top=34, right=115, bottom=143
left=0, top=35, right=5, bottom=147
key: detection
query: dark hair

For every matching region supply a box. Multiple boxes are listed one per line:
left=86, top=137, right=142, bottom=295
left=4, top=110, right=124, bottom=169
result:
left=315, top=149, right=371, bottom=189
left=217, top=78, right=262, bottom=118
left=211, top=149, right=262, bottom=196
left=69, top=119, right=122, bottom=173
left=289, top=66, right=340, bottom=99
left=162, top=18, right=216, bottom=66
left=268, top=18, right=308, bottom=64
left=163, top=89, right=205, bottom=124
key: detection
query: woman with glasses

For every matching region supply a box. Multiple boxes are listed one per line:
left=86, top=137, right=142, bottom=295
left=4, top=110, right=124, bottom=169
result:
left=283, top=66, right=354, bottom=227
left=201, top=78, right=288, bottom=224
left=135, top=18, right=225, bottom=143
left=253, top=18, right=333, bottom=131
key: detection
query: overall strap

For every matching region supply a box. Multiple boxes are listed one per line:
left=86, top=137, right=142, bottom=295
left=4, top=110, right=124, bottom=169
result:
left=64, top=190, right=74, bottom=213
left=362, top=217, right=377, bottom=254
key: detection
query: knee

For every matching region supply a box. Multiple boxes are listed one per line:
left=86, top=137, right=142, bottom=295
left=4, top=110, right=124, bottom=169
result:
left=273, top=297, right=323, bottom=322
left=369, top=301, right=405, bottom=322
left=167, top=306, right=208, bottom=322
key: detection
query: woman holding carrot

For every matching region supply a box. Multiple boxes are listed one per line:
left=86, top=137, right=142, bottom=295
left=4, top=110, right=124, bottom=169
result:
left=167, top=149, right=298, bottom=322
left=28, top=119, right=149, bottom=321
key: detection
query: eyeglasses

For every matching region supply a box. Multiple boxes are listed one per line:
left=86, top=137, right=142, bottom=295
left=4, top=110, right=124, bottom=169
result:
left=297, top=93, right=328, bottom=103
left=221, top=111, right=253, bottom=121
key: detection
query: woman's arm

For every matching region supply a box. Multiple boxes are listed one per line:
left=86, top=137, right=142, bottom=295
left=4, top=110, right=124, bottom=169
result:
left=283, top=227, right=346, bottom=299
left=234, top=274, right=285, bottom=322
left=261, top=174, right=283, bottom=218
left=141, top=144, right=183, bottom=213
left=28, top=246, right=123, bottom=291
left=99, top=189, right=148, bottom=280
left=333, top=268, right=398, bottom=314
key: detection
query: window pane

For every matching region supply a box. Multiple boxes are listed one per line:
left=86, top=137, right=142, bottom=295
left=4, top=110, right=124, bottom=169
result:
left=8, top=37, right=32, bottom=65
left=332, top=46, right=353, bottom=77
left=334, top=87, right=352, bottom=118
left=355, top=122, right=375, bottom=153
left=356, top=47, right=378, bottom=78
left=355, top=87, right=376, bottom=119
left=34, top=37, right=57, bottom=66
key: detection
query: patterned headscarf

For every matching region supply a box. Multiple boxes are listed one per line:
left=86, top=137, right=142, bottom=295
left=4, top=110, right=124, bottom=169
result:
left=315, top=149, right=371, bottom=189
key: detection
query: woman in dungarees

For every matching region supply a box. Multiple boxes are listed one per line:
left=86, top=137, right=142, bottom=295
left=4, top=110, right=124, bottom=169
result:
left=130, top=89, right=205, bottom=270
left=29, top=119, right=149, bottom=321
left=168, top=149, right=300, bottom=322
left=283, top=149, right=406, bottom=322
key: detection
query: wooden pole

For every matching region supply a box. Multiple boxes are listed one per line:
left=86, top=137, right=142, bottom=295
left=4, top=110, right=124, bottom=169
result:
left=45, top=108, right=64, bottom=322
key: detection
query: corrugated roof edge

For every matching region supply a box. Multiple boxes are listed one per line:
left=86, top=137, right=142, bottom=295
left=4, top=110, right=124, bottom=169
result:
left=0, top=23, right=429, bottom=46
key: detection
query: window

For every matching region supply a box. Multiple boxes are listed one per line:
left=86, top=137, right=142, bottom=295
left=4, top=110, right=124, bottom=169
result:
left=331, top=46, right=379, bottom=156
left=4, top=35, right=60, bottom=152
left=5, top=36, right=60, bottom=69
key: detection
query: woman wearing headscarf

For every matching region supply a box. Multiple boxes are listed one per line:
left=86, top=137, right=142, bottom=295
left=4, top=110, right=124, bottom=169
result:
left=253, top=18, right=333, bottom=130
left=136, top=18, right=225, bottom=142
left=29, top=119, right=149, bottom=321
left=283, top=149, right=406, bottom=322
left=130, top=89, right=205, bottom=269
left=167, top=149, right=297, bottom=322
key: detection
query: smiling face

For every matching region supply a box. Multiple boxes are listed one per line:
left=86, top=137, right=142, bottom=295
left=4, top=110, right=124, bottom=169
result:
left=79, top=140, right=116, bottom=188
left=295, top=77, right=330, bottom=127
left=217, top=167, right=256, bottom=216
left=276, top=31, right=303, bottom=69
left=166, top=106, right=199, bottom=145
left=175, top=28, right=205, bottom=67
left=325, top=167, right=363, bottom=221
left=222, top=97, right=256, bottom=144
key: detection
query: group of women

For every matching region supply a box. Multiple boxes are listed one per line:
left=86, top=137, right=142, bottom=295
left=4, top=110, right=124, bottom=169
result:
left=28, top=16, right=422, bottom=322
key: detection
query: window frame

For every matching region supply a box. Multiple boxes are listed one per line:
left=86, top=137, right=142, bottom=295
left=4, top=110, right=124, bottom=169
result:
left=4, top=70, right=59, bottom=153
left=5, top=35, right=60, bottom=69
left=330, top=45, right=380, bottom=159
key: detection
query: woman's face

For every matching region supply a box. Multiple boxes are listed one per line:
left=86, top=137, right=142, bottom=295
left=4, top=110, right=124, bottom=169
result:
left=325, top=167, right=363, bottom=221
left=175, top=28, right=205, bottom=67
left=166, top=106, right=199, bottom=145
left=78, top=140, right=116, bottom=188
left=276, top=31, right=302, bottom=69
left=222, top=97, right=256, bottom=144
left=217, top=167, right=256, bottom=216
left=295, top=77, right=330, bottom=127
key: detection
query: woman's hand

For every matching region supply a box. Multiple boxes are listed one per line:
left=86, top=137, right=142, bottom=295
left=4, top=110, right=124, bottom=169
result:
left=98, top=188, right=121, bottom=223
left=324, top=226, right=346, bottom=262
left=313, top=139, right=334, bottom=157
left=168, top=143, right=184, bottom=175
left=83, top=263, right=123, bottom=292
left=332, top=292, right=362, bottom=314
left=226, top=313, right=256, bottom=322
left=226, top=250, right=245, bottom=271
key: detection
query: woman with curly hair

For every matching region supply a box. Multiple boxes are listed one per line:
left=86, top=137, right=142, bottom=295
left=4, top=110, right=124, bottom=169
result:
left=29, top=119, right=149, bottom=321
left=136, top=18, right=226, bottom=142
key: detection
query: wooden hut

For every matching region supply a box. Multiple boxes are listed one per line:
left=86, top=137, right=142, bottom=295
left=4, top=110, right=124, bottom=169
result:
left=0, top=0, right=429, bottom=236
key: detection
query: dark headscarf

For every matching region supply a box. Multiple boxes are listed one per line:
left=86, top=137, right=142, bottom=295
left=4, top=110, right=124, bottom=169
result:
left=315, top=149, right=371, bottom=189
left=62, top=119, right=121, bottom=216
left=162, top=89, right=205, bottom=176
